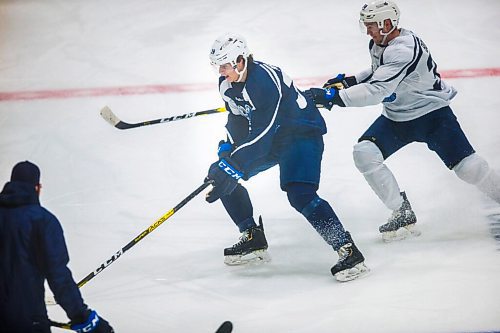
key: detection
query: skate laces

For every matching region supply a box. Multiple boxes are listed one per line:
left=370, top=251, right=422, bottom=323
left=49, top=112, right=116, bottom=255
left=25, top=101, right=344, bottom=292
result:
left=232, top=229, right=252, bottom=248
left=388, top=209, right=402, bottom=223
left=388, top=199, right=411, bottom=223
left=338, top=243, right=353, bottom=261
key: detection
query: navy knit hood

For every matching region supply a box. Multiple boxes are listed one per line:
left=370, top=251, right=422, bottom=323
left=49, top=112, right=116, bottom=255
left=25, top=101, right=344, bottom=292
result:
left=0, top=181, right=40, bottom=207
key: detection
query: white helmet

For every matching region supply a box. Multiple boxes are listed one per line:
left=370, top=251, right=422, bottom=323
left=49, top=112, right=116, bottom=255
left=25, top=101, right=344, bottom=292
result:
left=360, top=0, right=400, bottom=30
left=209, top=33, right=250, bottom=68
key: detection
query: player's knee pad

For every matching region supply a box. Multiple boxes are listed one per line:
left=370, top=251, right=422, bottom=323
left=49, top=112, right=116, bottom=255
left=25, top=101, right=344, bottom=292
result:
left=453, top=153, right=490, bottom=185
left=353, top=140, right=384, bottom=174
left=286, top=183, right=318, bottom=216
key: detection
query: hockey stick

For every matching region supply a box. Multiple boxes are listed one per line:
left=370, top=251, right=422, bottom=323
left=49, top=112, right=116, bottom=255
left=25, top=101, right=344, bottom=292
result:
left=215, top=321, right=233, bottom=333
left=77, top=180, right=213, bottom=288
left=49, top=320, right=70, bottom=330
left=47, top=180, right=212, bottom=316
left=51, top=319, right=232, bottom=332
left=100, top=105, right=226, bottom=130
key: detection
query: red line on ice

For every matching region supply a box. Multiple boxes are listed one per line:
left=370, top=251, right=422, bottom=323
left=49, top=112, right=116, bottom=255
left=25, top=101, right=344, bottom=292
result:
left=1, top=67, right=499, bottom=102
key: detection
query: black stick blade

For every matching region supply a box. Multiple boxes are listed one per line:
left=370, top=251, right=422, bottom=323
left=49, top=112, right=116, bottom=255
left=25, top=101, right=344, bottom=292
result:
left=215, top=321, right=233, bottom=333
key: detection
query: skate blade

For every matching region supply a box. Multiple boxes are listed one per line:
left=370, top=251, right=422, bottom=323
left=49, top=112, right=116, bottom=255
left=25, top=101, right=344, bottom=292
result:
left=381, top=224, right=421, bottom=242
left=224, top=249, right=271, bottom=266
left=335, top=262, right=370, bottom=282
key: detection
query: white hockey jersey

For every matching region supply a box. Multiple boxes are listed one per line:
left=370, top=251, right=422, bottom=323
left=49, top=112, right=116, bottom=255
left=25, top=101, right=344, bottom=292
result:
left=339, top=28, right=457, bottom=121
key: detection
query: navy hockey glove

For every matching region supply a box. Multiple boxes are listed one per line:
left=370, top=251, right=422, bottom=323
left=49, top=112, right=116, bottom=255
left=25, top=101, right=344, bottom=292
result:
left=217, top=140, right=233, bottom=158
left=70, top=310, right=114, bottom=333
left=303, top=87, right=345, bottom=110
left=323, top=73, right=357, bottom=89
left=205, top=157, right=243, bottom=203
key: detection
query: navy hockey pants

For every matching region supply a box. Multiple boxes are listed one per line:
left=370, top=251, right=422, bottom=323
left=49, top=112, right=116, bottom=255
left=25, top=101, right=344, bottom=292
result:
left=359, top=106, right=475, bottom=169
left=220, top=134, right=351, bottom=250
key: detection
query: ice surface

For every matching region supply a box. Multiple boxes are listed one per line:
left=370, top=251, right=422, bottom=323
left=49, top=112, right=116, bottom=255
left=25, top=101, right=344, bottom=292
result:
left=1, top=1, right=499, bottom=332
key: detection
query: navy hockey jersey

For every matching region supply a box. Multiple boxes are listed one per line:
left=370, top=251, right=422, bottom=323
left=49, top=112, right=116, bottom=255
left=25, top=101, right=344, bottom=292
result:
left=217, top=60, right=327, bottom=174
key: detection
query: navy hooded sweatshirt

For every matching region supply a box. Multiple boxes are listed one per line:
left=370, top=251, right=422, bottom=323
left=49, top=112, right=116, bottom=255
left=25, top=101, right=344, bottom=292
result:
left=0, top=181, right=87, bottom=333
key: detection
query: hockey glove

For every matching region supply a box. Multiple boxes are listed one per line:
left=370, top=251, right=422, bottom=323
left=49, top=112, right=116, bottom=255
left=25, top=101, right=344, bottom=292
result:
left=303, top=87, right=345, bottom=110
left=70, top=310, right=114, bottom=333
left=205, top=157, right=243, bottom=203
left=217, top=140, right=233, bottom=158
left=323, top=73, right=357, bottom=89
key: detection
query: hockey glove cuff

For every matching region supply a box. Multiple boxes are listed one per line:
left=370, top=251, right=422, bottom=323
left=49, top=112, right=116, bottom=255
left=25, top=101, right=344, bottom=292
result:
left=205, top=157, right=243, bottom=203
left=217, top=140, right=233, bottom=158
left=304, top=87, right=345, bottom=110
left=323, top=73, right=357, bottom=89
left=70, top=309, right=114, bottom=333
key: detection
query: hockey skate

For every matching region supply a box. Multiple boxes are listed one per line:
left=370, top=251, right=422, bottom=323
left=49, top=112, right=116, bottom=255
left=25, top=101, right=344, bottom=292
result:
left=331, top=242, right=369, bottom=282
left=379, top=192, right=421, bottom=242
left=224, top=217, right=270, bottom=266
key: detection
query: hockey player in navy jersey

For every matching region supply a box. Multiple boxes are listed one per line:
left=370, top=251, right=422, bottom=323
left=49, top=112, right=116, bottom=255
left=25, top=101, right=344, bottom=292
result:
left=204, top=33, right=369, bottom=282
left=305, top=0, right=500, bottom=242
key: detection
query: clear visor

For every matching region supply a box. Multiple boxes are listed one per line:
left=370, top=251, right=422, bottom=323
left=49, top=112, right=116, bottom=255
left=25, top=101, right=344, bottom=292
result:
left=359, top=20, right=380, bottom=34
left=211, top=62, right=235, bottom=76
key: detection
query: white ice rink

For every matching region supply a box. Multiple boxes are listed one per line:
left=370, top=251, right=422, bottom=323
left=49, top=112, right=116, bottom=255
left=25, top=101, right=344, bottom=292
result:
left=1, top=1, right=500, bottom=332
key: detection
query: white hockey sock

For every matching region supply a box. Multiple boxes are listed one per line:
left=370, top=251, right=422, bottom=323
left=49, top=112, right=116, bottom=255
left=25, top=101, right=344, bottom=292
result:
left=454, top=153, right=500, bottom=204
left=362, top=164, right=403, bottom=210
left=477, top=169, right=500, bottom=204
left=353, top=141, right=403, bottom=210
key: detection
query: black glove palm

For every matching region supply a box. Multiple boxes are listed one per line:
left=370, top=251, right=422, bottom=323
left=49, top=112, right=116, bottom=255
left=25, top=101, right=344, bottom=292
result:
left=323, top=73, right=357, bottom=89
left=303, top=87, right=345, bottom=110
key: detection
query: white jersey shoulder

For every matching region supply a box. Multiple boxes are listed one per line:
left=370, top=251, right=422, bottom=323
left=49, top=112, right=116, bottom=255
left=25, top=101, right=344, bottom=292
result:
left=340, top=28, right=457, bottom=121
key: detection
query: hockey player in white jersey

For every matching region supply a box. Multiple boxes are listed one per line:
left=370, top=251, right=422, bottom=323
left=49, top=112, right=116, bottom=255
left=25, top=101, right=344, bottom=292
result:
left=305, top=0, right=500, bottom=242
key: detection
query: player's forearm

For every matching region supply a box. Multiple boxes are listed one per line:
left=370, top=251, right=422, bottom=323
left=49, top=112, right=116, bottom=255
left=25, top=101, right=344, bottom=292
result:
left=339, top=82, right=392, bottom=107
left=354, top=68, right=373, bottom=84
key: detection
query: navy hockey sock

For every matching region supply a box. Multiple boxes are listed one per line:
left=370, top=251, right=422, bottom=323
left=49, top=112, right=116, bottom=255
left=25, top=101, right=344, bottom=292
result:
left=302, top=197, right=351, bottom=250
left=221, top=184, right=256, bottom=232
left=235, top=217, right=257, bottom=233
left=286, top=183, right=351, bottom=250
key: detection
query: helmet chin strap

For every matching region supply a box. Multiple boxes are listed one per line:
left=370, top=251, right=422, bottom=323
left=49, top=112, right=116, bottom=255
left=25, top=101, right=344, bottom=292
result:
left=379, top=25, right=396, bottom=45
left=234, top=57, right=248, bottom=82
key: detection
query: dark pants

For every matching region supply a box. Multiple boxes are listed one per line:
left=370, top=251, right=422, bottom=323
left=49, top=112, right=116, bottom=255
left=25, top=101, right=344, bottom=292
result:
left=359, top=106, right=475, bottom=169
left=220, top=133, right=350, bottom=250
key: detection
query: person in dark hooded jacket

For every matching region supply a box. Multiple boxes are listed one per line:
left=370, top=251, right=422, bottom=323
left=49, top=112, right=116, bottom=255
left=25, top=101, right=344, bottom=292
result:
left=0, top=161, right=113, bottom=333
